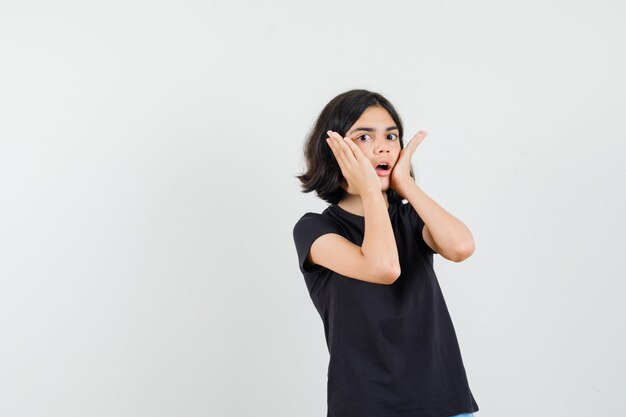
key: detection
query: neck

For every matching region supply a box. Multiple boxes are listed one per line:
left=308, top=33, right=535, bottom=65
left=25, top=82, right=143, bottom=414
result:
left=337, top=190, right=389, bottom=217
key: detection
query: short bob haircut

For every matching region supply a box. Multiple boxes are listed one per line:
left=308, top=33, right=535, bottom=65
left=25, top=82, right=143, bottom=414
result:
left=296, top=89, right=415, bottom=205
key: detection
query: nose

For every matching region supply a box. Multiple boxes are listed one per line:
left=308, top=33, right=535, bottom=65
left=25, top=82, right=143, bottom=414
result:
left=375, top=139, right=391, bottom=153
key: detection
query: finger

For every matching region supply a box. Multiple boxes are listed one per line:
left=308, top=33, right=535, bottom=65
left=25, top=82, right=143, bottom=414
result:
left=327, top=131, right=349, bottom=168
left=412, top=130, right=427, bottom=147
left=406, top=130, right=427, bottom=153
left=340, top=134, right=365, bottom=160
left=334, top=132, right=363, bottom=162
left=331, top=131, right=355, bottom=163
left=326, top=132, right=342, bottom=160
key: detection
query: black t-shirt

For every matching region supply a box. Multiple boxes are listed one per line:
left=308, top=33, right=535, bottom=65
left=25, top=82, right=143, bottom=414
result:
left=292, top=200, right=479, bottom=417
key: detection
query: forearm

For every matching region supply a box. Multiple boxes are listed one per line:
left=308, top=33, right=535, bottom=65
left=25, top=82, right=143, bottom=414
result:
left=360, top=190, right=401, bottom=277
left=400, top=179, right=474, bottom=259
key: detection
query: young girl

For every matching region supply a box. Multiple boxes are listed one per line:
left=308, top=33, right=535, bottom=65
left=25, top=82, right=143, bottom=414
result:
left=293, top=89, right=480, bottom=417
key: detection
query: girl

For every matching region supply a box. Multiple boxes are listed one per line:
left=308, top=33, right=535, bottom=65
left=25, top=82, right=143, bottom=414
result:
left=293, top=89, right=479, bottom=417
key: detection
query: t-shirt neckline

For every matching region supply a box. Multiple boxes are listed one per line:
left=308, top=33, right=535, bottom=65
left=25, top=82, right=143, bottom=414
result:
left=331, top=202, right=395, bottom=220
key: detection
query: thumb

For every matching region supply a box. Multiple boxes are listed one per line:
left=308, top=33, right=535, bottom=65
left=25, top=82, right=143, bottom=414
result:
left=411, top=130, right=427, bottom=149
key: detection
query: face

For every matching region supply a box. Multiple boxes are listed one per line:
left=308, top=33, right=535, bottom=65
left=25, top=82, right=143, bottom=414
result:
left=344, top=105, right=402, bottom=191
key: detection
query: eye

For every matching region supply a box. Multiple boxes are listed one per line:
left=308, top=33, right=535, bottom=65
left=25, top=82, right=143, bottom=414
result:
left=387, top=133, right=398, bottom=140
left=357, top=134, right=371, bottom=142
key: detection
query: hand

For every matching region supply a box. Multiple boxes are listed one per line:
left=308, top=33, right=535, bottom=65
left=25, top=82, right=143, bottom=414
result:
left=326, top=130, right=381, bottom=197
left=390, top=130, right=427, bottom=199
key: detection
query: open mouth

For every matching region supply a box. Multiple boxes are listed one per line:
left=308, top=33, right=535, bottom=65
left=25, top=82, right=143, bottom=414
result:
left=375, top=162, right=391, bottom=175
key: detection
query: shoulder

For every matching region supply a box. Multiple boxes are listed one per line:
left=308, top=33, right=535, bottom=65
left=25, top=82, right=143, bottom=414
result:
left=293, top=211, right=320, bottom=229
left=293, top=212, right=339, bottom=240
left=292, top=212, right=344, bottom=274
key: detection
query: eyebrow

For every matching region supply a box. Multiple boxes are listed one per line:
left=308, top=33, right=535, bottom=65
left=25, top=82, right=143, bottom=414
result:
left=348, top=126, right=399, bottom=135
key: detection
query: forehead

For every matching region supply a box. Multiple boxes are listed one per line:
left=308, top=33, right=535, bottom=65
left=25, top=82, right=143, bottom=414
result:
left=350, top=105, right=395, bottom=128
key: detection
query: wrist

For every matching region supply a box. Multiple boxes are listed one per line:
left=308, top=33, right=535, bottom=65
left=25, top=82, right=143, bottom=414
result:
left=394, top=176, right=414, bottom=194
left=361, top=188, right=385, bottom=200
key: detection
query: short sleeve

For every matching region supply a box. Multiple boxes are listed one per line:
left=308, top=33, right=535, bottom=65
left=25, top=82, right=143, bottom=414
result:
left=401, top=202, right=437, bottom=255
left=292, top=213, right=339, bottom=274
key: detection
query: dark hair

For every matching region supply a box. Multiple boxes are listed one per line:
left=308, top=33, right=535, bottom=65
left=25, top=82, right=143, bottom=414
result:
left=296, top=89, right=415, bottom=205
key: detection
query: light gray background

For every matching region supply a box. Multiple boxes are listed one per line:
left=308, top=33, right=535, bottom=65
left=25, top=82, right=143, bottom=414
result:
left=1, top=1, right=624, bottom=416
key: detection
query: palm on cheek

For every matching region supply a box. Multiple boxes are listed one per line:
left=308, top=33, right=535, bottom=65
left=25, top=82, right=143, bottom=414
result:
left=390, top=131, right=427, bottom=197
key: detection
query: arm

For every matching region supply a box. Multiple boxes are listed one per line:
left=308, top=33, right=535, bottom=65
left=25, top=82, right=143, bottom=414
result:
left=360, top=189, right=401, bottom=281
left=389, top=130, right=474, bottom=262
left=399, top=179, right=475, bottom=262
left=308, top=190, right=401, bottom=285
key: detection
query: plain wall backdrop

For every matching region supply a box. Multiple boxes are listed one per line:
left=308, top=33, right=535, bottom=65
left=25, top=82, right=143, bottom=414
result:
left=1, top=1, right=625, bottom=416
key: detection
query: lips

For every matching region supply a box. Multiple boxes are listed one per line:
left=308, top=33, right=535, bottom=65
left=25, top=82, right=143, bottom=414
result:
left=375, top=159, right=390, bottom=168
left=375, top=161, right=392, bottom=176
